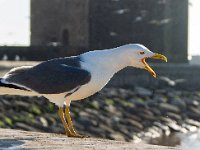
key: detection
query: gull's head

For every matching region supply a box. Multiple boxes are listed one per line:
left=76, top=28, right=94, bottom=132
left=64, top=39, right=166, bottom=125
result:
left=121, top=44, right=167, bottom=78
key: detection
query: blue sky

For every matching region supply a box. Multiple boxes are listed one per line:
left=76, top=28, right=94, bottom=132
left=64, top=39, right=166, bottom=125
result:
left=0, top=0, right=198, bottom=56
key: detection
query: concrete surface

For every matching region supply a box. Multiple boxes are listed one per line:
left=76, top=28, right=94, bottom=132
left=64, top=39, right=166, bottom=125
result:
left=0, top=128, right=184, bottom=150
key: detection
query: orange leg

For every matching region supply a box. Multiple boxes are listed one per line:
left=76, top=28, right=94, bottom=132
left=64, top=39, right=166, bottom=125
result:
left=65, top=106, right=86, bottom=138
left=58, top=107, right=73, bottom=137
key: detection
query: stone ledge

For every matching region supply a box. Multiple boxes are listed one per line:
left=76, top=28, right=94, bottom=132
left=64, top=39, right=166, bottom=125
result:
left=0, top=128, right=183, bottom=150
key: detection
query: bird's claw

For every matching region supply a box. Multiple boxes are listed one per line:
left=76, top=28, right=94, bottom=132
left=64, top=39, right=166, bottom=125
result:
left=67, top=133, right=89, bottom=138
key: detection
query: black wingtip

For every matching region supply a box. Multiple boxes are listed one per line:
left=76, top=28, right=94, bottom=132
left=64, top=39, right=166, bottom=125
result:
left=0, top=78, right=30, bottom=91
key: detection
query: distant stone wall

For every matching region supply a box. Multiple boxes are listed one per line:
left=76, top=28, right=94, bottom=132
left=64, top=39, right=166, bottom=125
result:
left=31, top=0, right=188, bottom=63
left=190, top=56, right=200, bottom=65
left=109, top=63, right=200, bottom=90
left=31, top=0, right=89, bottom=48
left=0, top=46, right=84, bottom=61
left=89, top=0, right=188, bottom=63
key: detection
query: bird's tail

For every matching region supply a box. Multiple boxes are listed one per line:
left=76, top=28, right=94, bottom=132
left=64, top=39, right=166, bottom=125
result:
left=0, top=78, right=38, bottom=96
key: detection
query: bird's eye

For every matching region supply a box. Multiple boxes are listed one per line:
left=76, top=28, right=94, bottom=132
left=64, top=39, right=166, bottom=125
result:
left=140, top=52, right=145, bottom=55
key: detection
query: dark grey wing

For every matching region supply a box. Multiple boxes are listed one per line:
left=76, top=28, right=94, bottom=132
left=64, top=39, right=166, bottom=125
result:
left=4, top=59, right=91, bottom=94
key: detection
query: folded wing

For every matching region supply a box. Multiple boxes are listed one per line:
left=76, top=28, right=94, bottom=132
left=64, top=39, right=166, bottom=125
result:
left=2, top=58, right=91, bottom=94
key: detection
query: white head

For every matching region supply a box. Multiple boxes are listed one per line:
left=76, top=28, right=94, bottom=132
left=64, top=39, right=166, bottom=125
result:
left=118, top=44, right=167, bottom=78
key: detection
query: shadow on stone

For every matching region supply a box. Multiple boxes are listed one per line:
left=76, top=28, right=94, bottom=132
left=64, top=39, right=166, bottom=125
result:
left=0, top=139, right=24, bottom=149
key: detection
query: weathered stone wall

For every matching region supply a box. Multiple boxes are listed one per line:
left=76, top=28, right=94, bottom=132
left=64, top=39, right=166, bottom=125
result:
left=0, top=46, right=84, bottom=61
left=89, top=0, right=188, bottom=63
left=110, top=63, right=198, bottom=90
left=31, top=0, right=89, bottom=48
left=31, top=0, right=188, bottom=63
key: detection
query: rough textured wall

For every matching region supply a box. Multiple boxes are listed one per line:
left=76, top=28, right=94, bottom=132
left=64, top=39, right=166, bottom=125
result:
left=31, top=0, right=89, bottom=48
left=89, top=0, right=188, bottom=63
left=31, top=0, right=188, bottom=63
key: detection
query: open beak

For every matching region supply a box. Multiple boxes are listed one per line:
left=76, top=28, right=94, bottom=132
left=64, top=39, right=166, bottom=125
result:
left=141, top=53, right=167, bottom=78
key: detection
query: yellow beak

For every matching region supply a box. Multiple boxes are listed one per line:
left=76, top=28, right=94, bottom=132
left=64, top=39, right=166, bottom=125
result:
left=142, top=53, right=167, bottom=78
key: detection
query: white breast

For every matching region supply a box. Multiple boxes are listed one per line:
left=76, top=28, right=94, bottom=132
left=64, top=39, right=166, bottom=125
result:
left=67, top=61, right=115, bottom=102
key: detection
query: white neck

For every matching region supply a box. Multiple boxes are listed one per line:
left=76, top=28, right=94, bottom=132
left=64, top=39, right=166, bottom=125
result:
left=81, top=46, right=131, bottom=73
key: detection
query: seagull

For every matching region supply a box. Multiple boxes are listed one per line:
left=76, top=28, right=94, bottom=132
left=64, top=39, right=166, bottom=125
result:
left=0, top=44, right=167, bottom=137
